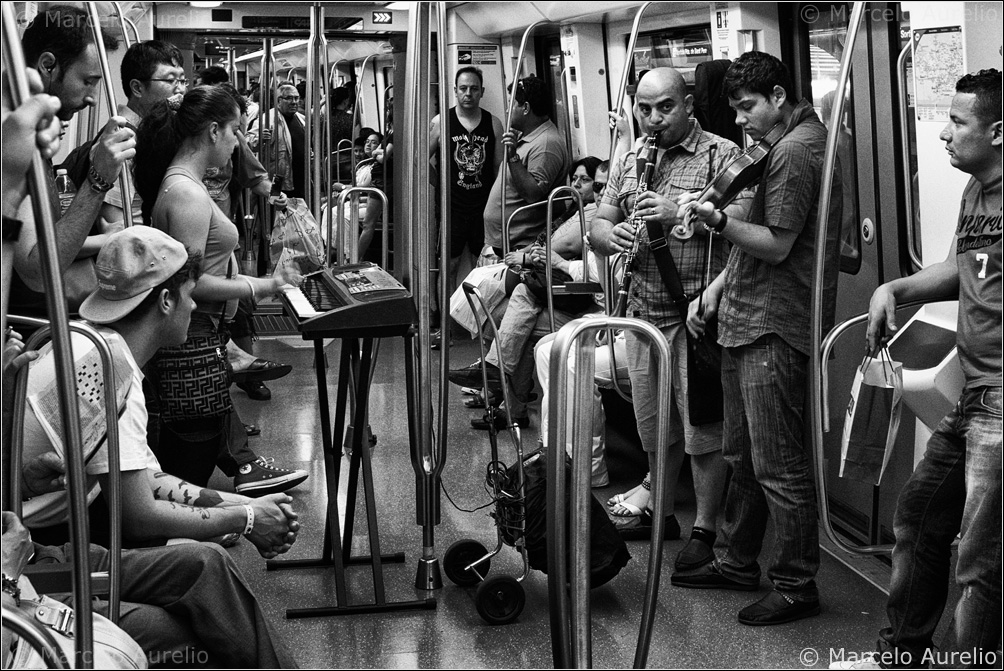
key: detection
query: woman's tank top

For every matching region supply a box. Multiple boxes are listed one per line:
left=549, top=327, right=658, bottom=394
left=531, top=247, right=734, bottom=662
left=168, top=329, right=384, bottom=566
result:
left=152, top=165, right=239, bottom=317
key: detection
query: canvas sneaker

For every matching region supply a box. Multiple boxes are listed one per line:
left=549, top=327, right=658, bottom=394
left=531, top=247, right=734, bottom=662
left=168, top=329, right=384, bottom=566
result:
left=234, top=456, right=308, bottom=496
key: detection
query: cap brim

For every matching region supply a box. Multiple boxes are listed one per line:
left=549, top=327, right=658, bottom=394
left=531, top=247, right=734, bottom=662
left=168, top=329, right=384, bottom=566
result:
left=78, top=287, right=153, bottom=324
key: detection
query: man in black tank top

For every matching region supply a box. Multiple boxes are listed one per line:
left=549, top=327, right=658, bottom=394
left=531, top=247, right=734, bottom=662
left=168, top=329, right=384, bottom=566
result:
left=431, top=67, right=504, bottom=296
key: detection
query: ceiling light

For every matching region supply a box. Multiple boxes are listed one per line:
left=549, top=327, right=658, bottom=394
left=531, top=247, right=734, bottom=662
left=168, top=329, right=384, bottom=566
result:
left=190, top=2, right=223, bottom=8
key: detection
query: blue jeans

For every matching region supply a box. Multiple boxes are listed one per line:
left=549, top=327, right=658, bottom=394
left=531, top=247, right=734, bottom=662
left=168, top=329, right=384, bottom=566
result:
left=877, top=386, right=1002, bottom=668
left=714, top=334, right=820, bottom=600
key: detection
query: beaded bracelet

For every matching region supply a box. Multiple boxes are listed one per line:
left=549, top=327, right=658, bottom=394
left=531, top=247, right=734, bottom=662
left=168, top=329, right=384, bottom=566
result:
left=87, top=165, right=113, bottom=193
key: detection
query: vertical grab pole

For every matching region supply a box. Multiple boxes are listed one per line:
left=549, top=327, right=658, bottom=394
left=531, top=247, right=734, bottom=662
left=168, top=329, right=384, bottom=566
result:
left=543, top=186, right=584, bottom=331
left=306, top=4, right=320, bottom=224
left=111, top=2, right=133, bottom=50
left=1, top=6, right=94, bottom=664
left=810, top=2, right=867, bottom=554
left=500, top=20, right=549, bottom=257
left=258, top=39, right=275, bottom=246
left=86, top=2, right=133, bottom=229
left=320, top=14, right=334, bottom=241
left=547, top=317, right=671, bottom=669
left=434, top=0, right=452, bottom=499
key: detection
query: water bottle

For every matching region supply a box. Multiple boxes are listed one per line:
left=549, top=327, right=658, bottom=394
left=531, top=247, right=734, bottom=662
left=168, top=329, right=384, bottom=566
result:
left=55, top=168, right=76, bottom=216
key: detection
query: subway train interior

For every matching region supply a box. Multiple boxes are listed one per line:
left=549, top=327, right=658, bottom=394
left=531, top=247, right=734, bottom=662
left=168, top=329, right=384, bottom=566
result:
left=1, top=1, right=1001, bottom=669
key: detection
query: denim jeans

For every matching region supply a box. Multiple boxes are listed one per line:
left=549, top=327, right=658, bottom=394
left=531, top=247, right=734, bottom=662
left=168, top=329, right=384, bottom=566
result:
left=877, top=386, right=1002, bottom=669
left=713, top=334, right=820, bottom=601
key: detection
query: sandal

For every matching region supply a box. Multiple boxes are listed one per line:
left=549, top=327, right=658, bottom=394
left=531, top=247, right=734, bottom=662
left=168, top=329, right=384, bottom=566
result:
left=609, top=502, right=643, bottom=518
left=615, top=512, right=681, bottom=542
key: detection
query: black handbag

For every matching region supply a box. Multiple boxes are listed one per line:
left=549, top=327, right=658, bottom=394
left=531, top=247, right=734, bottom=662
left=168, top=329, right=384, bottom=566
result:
left=522, top=266, right=595, bottom=314
left=153, top=331, right=233, bottom=422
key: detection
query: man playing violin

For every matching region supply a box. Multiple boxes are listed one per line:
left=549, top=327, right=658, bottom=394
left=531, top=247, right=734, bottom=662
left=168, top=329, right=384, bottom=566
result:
left=674, top=50, right=842, bottom=626
left=590, top=67, right=751, bottom=563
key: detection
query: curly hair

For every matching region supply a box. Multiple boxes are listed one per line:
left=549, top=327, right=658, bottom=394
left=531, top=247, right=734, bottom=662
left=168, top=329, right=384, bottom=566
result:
left=723, top=51, right=794, bottom=102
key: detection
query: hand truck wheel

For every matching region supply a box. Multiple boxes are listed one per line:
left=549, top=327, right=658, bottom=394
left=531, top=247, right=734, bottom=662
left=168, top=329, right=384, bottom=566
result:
left=475, top=575, right=525, bottom=625
left=443, top=539, right=490, bottom=587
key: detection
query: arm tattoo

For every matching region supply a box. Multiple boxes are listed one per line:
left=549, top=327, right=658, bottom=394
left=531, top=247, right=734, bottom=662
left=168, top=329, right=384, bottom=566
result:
left=193, top=488, right=224, bottom=508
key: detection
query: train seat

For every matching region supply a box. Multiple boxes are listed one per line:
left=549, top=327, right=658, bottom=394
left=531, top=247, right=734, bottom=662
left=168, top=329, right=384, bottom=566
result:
left=886, top=307, right=964, bottom=430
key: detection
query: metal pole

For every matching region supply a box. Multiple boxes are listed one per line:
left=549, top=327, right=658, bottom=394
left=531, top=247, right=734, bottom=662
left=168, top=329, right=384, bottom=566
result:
left=111, top=2, right=133, bottom=49
left=543, top=186, right=585, bottom=331
left=320, top=12, right=334, bottom=239
left=306, top=5, right=319, bottom=222
left=86, top=3, right=133, bottom=228
left=1, top=6, right=93, bottom=664
left=810, top=2, right=868, bottom=553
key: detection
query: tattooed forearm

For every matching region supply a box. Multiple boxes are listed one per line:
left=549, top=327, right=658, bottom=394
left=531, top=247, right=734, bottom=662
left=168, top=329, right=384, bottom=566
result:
left=194, top=488, right=224, bottom=508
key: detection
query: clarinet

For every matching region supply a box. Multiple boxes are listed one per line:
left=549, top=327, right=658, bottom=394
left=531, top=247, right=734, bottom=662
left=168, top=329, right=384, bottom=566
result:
left=614, top=132, right=660, bottom=318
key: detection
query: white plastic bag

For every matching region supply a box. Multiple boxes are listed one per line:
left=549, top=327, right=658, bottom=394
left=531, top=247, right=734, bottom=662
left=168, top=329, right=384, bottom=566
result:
left=269, top=197, right=326, bottom=277
left=839, top=347, right=903, bottom=485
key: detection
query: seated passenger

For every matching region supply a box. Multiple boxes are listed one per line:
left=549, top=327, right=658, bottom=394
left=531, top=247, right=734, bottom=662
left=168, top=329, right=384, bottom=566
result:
left=449, top=157, right=606, bottom=427
left=19, top=228, right=300, bottom=558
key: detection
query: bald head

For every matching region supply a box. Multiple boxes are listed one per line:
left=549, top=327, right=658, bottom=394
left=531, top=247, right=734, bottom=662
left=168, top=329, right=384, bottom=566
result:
left=638, top=67, right=688, bottom=101
left=634, top=67, right=693, bottom=145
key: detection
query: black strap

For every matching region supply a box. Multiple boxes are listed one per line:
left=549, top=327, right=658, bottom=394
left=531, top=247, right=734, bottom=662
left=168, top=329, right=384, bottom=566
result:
left=643, top=218, right=691, bottom=320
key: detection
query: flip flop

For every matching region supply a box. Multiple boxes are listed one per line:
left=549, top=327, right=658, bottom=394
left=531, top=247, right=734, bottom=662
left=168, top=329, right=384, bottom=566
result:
left=607, top=492, right=631, bottom=507
left=609, top=502, right=643, bottom=518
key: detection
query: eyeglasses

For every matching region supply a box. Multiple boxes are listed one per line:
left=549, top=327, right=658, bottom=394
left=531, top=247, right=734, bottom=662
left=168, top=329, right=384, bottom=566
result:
left=147, top=78, right=188, bottom=88
left=592, top=182, right=607, bottom=194
left=279, top=96, right=300, bottom=102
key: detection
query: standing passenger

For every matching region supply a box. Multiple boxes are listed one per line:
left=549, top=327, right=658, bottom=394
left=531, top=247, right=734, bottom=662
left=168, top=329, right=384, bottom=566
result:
left=829, top=69, right=1001, bottom=670
left=248, top=83, right=308, bottom=200
left=590, top=67, right=747, bottom=553
left=673, top=51, right=842, bottom=626
left=133, top=86, right=309, bottom=495
left=430, top=65, right=505, bottom=338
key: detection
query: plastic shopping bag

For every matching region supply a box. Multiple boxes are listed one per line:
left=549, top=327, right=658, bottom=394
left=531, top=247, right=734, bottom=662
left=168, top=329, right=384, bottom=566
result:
left=449, top=263, right=507, bottom=337
left=269, top=197, right=326, bottom=277
left=839, top=347, right=903, bottom=485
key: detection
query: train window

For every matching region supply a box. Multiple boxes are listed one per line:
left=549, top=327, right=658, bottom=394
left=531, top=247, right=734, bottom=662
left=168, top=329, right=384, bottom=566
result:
left=804, top=5, right=862, bottom=274
left=631, top=26, right=714, bottom=92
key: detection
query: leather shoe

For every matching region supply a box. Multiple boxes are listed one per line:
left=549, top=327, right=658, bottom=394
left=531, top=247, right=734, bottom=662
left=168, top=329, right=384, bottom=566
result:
left=470, top=409, right=529, bottom=430
left=670, top=562, right=758, bottom=591
left=449, top=360, right=502, bottom=389
left=737, top=590, right=820, bottom=625
left=231, top=358, right=292, bottom=383
left=674, top=527, right=716, bottom=571
left=237, top=380, right=272, bottom=401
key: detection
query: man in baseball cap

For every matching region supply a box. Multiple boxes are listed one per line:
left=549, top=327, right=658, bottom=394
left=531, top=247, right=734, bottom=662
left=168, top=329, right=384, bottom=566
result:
left=79, top=226, right=190, bottom=324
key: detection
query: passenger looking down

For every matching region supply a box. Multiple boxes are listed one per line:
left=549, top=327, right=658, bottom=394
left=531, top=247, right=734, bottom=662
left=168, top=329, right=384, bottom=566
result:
left=450, top=157, right=606, bottom=428
left=673, top=50, right=843, bottom=626
left=9, top=5, right=133, bottom=323
left=133, top=85, right=309, bottom=496
left=830, top=68, right=1002, bottom=671
left=481, top=75, right=570, bottom=263
left=589, top=67, right=749, bottom=551
left=19, top=229, right=300, bottom=559
left=248, top=82, right=308, bottom=200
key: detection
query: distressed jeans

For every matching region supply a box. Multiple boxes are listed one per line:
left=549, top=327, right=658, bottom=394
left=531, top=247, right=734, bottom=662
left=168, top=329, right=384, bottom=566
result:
left=877, top=386, right=1002, bottom=669
left=714, top=334, right=820, bottom=601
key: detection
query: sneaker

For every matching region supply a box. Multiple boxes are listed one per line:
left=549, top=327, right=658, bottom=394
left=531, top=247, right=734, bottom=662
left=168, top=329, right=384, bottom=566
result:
left=234, top=456, right=309, bottom=496
left=737, top=590, right=820, bottom=626
left=829, top=653, right=883, bottom=670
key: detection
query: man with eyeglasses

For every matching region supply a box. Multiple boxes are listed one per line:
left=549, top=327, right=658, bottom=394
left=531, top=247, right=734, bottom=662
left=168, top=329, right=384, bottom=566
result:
left=97, top=40, right=187, bottom=229
left=248, top=83, right=307, bottom=200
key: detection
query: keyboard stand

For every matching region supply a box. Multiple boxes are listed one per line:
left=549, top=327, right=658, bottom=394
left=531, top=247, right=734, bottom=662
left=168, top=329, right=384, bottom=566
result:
left=266, top=325, right=436, bottom=618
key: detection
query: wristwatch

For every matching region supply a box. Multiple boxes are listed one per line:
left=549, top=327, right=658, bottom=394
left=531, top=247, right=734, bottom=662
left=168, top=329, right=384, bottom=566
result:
left=2, top=573, right=21, bottom=606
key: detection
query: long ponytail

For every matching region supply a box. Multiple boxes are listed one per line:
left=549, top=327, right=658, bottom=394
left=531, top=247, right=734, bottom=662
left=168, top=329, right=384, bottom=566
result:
left=133, top=85, right=240, bottom=225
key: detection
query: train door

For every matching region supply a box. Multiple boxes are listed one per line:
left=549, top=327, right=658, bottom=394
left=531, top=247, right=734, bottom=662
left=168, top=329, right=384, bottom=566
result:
left=784, top=2, right=913, bottom=546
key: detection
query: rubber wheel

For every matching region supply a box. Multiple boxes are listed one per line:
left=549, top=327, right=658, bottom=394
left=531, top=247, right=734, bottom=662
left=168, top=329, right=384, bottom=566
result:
left=443, top=539, right=490, bottom=587
left=475, top=575, right=525, bottom=625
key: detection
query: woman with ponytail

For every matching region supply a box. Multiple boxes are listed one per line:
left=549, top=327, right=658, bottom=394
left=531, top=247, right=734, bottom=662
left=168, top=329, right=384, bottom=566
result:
left=135, top=86, right=309, bottom=496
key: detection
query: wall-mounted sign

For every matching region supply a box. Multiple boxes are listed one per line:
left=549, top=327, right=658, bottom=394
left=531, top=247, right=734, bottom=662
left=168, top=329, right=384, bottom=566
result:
left=372, top=11, right=393, bottom=24
left=457, top=45, right=498, bottom=66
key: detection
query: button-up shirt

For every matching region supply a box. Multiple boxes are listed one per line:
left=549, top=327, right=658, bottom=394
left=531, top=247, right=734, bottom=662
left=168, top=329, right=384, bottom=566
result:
left=601, top=119, right=749, bottom=328
left=717, top=99, right=842, bottom=356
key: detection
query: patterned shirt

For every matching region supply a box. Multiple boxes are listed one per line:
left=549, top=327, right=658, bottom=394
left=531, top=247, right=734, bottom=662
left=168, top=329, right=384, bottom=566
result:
left=717, top=99, right=842, bottom=356
left=600, top=120, right=749, bottom=328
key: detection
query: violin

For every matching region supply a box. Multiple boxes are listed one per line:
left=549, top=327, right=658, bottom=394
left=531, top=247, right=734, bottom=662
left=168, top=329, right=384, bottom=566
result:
left=671, top=121, right=786, bottom=240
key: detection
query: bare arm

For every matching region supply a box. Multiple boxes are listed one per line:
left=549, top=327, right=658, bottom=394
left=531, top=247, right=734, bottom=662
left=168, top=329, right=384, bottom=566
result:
left=429, top=114, right=441, bottom=159
left=589, top=201, right=630, bottom=257
left=491, top=115, right=505, bottom=178
left=13, top=118, right=135, bottom=290
left=866, top=239, right=959, bottom=351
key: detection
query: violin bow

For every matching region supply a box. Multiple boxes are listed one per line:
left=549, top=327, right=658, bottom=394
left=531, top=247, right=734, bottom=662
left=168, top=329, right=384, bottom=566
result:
left=698, top=143, right=718, bottom=318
